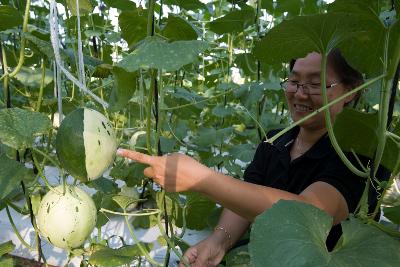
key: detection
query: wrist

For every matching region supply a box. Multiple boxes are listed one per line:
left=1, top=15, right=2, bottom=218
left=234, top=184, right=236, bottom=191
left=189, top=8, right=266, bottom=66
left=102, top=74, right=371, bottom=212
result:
left=194, top=167, right=217, bottom=193
left=212, top=226, right=232, bottom=251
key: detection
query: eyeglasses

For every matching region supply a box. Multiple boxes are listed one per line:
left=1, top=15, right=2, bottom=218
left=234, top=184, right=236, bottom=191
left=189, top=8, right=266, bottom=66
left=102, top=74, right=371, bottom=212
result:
left=280, top=79, right=341, bottom=95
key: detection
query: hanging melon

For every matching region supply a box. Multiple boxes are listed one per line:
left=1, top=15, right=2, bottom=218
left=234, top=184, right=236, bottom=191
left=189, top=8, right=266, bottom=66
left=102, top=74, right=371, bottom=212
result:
left=36, top=185, right=97, bottom=249
left=55, top=108, right=117, bottom=182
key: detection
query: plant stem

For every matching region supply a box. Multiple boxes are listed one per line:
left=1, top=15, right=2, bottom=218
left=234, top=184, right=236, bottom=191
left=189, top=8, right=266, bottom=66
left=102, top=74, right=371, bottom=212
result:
left=147, top=0, right=156, bottom=37
left=31, top=152, right=58, bottom=194
left=1, top=42, right=10, bottom=107
left=320, top=52, right=366, bottom=177
left=5, top=205, right=34, bottom=250
left=35, top=58, right=45, bottom=112
left=123, top=212, right=162, bottom=266
left=7, top=0, right=31, bottom=79
left=373, top=30, right=392, bottom=177
left=31, top=147, right=61, bottom=170
left=100, top=208, right=160, bottom=216
left=367, top=219, right=400, bottom=238
left=156, top=213, right=190, bottom=267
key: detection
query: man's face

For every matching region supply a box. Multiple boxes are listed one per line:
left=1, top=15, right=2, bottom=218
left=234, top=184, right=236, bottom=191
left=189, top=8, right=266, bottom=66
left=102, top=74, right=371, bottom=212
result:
left=285, top=52, right=351, bottom=131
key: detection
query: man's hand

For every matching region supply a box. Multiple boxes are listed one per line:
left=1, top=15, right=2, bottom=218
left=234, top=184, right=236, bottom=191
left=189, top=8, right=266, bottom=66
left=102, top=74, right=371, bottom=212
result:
left=116, top=149, right=214, bottom=193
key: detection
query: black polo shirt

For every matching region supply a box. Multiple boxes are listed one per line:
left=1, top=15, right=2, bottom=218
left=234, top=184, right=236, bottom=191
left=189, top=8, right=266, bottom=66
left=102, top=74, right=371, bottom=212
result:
left=243, top=126, right=388, bottom=251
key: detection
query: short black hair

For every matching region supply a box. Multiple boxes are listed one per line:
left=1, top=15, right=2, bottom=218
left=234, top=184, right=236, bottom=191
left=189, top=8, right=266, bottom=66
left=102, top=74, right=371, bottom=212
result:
left=289, top=49, right=364, bottom=104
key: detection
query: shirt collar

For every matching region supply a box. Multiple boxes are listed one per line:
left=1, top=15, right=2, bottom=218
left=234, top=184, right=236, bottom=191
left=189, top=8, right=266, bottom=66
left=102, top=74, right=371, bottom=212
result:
left=270, top=126, right=332, bottom=159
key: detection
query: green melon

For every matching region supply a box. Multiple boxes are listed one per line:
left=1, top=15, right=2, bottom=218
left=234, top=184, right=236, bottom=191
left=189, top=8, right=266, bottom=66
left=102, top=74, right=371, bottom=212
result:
left=36, top=185, right=97, bottom=249
left=55, top=108, right=117, bottom=182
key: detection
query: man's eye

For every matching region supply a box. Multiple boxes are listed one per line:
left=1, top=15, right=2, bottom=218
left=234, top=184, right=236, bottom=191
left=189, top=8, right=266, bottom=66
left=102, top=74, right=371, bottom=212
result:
left=309, top=83, right=321, bottom=88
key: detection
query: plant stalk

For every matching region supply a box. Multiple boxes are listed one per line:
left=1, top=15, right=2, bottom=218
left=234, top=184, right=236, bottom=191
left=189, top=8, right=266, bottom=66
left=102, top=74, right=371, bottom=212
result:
left=320, top=53, right=366, bottom=177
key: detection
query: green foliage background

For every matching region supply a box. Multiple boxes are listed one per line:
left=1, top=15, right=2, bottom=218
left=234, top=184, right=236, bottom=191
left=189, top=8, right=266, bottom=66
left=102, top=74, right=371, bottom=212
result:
left=0, top=0, right=399, bottom=266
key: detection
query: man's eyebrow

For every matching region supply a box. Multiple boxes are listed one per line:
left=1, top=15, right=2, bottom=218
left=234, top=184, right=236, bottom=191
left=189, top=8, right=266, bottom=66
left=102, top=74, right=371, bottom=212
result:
left=290, top=70, right=321, bottom=79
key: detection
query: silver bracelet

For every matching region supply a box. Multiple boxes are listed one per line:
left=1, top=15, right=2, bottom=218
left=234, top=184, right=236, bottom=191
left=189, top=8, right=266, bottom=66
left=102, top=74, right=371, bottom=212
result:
left=214, top=226, right=232, bottom=248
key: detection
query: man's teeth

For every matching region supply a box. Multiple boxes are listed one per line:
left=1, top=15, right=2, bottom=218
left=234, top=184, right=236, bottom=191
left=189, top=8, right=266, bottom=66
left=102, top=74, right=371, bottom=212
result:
left=295, top=104, right=313, bottom=111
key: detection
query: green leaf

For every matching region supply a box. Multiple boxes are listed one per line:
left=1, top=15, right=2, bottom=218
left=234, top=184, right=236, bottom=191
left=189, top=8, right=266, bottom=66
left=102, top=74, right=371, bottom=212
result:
left=0, top=154, right=33, bottom=200
left=383, top=206, right=400, bottom=225
left=0, top=257, right=13, bottom=267
left=228, top=143, right=255, bottom=163
left=156, top=235, right=167, bottom=247
left=86, top=177, right=119, bottom=194
left=193, top=127, right=217, bottom=147
left=119, top=9, right=148, bottom=48
left=160, top=136, right=176, bottom=153
left=0, top=5, right=22, bottom=31
left=24, top=33, right=55, bottom=60
left=212, top=104, right=236, bottom=118
left=0, top=108, right=52, bottom=150
left=103, top=0, right=136, bottom=10
left=0, top=241, right=15, bottom=257
left=117, top=37, right=209, bottom=72
left=164, top=0, right=207, bottom=11
left=208, top=8, right=255, bottom=35
left=162, top=15, right=199, bottom=41
left=132, top=214, right=158, bottom=229
left=109, top=162, right=145, bottom=187
left=250, top=200, right=400, bottom=267
left=183, top=192, right=216, bottom=230
left=225, top=245, right=251, bottom=267
left=66, top=0, right=94, bottom=16
left=89, top=243, right=153, bottom=267
left=109, top=67, right=137, bottom=112
left=112, top=195, right=140, bottom=211
left=14, top=67, right=53, bottom=88
left=328, top=0, right=388, bottom=76
left=253, top=13, right=365, bottom=65
left=333, top=108, right=400, bottom=173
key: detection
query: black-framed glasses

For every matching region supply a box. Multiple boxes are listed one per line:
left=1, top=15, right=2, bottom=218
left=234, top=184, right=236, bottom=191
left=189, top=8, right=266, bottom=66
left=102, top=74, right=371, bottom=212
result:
left=280, top=79, right=341, bottom=95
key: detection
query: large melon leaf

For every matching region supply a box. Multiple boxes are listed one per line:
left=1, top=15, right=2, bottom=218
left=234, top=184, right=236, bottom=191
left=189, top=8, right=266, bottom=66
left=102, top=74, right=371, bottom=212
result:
left=89, top=243, right=153, bottom=267
left=0, top=241, right=15, bottom=257
left=119, top=9, right=149, bottom=48
left=0, top=154, right=33, bottom=200
left=102, top=0, right=136, bottom=10
left=109, top=67, right=137, bottom=112
left=383, top=205, right=400, bottom=225
left=163, top=0, right=207, bottom=11
left=66, top=0, right=94, bottom=16
left=328, top=0, right=395, bottom=76
left=0, top=5, right=22, bottom=31
left=0, top=108, right=52, bottom=150
left=208, top=7, right=255, bottom=35
left=161, top=15, right=199, bottom=41
left=253, top=13, right=367, bottom=65
left=14, top=67, right=53, bottom=88
left=249, top=200, right=400, bottom=267
left=117, top=37, right=209, bottom=72
left=333, top=108, right=400, bottom=173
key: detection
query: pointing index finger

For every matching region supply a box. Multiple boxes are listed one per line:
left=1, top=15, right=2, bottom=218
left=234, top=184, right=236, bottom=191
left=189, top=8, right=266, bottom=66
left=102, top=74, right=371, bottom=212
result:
left=116, top=149, right=154, bottom=165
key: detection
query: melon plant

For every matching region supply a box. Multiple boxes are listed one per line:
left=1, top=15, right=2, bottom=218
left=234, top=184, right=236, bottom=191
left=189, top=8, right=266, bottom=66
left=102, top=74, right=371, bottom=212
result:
left=36, top=185, right=97, bottom=249
left=55, top=108, right=118, bottom=182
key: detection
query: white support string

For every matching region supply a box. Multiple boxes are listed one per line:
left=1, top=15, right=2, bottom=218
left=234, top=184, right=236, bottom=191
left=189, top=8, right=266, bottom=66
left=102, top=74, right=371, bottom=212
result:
left=49, top=0, right=109, bottom=109
left=53, top=59, right=63, bottom=125
left=75, top=0, right=86, bottom=86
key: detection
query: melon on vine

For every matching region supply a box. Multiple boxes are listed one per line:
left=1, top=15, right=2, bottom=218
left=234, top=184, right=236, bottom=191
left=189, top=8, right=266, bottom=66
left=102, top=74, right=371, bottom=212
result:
left=55, top=108, right=117, bottom=182
left=36, top=185, right=97, bottom=249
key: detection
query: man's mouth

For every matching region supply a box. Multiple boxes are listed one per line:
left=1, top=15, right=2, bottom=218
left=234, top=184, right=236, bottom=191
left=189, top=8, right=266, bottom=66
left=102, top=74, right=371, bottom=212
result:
left=294, top=104, right=313, bottom=112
